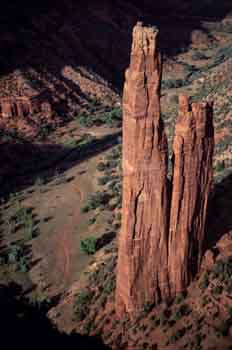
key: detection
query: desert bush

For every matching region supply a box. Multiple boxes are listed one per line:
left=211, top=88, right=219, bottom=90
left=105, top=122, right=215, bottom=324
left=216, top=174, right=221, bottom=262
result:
left=102, top=278, right=115, bottom=297
left=74, top=289, right=94, bottom=321
left=199, top=271, right=210, bottom=290
left=7, top=245, right=23, bottom=264
left=169, top=327, right=186, bottom=344
left=88, top=217, right=96, bottom=226
left=76, top=114, right=94, bottom=127
left=214, top=46, right=232, bottom=65
left=18, top=256, right=29, bottom=273
left=97, top=162, right=108, bottom=172
left=162, top=79, right=185, bottom=90
left=192, top=51, right=208, bottom=60
left=81, top=191, right=111, bottom=213
left=211, top=285, right=223, bottom=296
left=99, top=107, right=122, bottom=128
left=80, top=237, right=97, bottom=255
left=216, top=319, right=232, bottom=337
left=227, top=306, right=232, bottom=318
left=7, top=244, right=29, bottom=272
left=171, top=304, right=190, bottom=322
left=143, top=302, right=154, bottom=314
left=201, top=295, right=210, bottom=307
left=225, top=280, right=232, bottom=294
left=215, top=160, right=225, bottom=173
left=88, top=192, right=110, bottom=209
left=80, top=205, right=90, bottom=213
left=98, top=175, right=112, bottom=186
left=174, top=292, right=186, bottom=304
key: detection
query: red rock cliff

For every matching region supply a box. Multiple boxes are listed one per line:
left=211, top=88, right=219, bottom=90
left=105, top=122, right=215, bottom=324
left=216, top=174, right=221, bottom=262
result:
left=168, top=95, right=214, bottom=296
left=115, top=22, right=170, bottom=316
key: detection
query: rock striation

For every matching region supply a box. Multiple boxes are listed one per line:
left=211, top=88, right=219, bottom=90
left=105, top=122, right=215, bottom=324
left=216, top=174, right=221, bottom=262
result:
left=168, top=95, right=214, bottom=295
left=0, top=97, right=51, bottom=119
left=115, top=22, right=170, bottom=316
left=116, top=23, right=214, bottom=318
left=0, top=96, right=55, bottom=140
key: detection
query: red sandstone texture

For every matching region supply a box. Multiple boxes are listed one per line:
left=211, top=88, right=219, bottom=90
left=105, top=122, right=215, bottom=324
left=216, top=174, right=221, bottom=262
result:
left=116, top=23, right=170, bottom=316
left=168, top=96, right=214, bottom=295
left=116, top=23, right=214, bottom=317
left=0, top=96, right=56, bottom=140
left=0, top=97, right=52, bottom=119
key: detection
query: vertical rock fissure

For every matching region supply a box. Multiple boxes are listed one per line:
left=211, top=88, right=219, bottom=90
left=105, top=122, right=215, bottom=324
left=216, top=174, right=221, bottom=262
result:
left=132, top=182, right=145, bottom=241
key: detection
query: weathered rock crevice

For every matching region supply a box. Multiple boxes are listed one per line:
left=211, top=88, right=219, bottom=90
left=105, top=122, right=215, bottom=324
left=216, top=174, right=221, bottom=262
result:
left=116, top=22, right=214, bottom=317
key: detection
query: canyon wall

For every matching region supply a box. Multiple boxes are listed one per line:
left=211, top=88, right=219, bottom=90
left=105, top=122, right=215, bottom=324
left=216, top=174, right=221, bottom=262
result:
left=116, top=23, right=214, bottom=317
left=115, top=23, right=170, bottom=316
left=0, top=97, right=51, bottom=119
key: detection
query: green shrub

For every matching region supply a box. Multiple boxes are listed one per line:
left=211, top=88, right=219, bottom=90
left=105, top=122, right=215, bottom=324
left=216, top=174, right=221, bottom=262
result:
left=143, top=302, right=153, bottom=314
left=216, top=320, right=231, bottom=337
left=199, top=271, right=210, bottom=290
left=214, top=46, right=232, bottom=65
left=192, top=51, right=208, bottom=60
left=99, top=107, right=122, bottom=128
left=87, top=192, right=110, bottom=210
left=227, top=306, right=232, bottom=317
left=80, top=237, right=97, bottom=255
left=81, top=205, right=90, bottom=213
left=102, top=279, right=115, bottom=297
left=74, top=289, right=94, bottom=321
left=162, top=79, right=186, bottom=89
left=169, top=327, right=186, bottom=344
left=97, top=162, right=107, bottom=172
left=64, top=138, right=78, bottom=147
left=211, top=285, right=223, bottom=296
left=171, top=304, right=190, bottom=322
left=174, top=292, right=186, bottom=304
left=88, top=217, right=96, bottom=226
left=76, top=114, right=94, bottom=127
left=7, top=245, right=23, bottom=264
left=98, top=175, right=112, bottom=186
left=202, top=295, right=210, bottom=307
left=18, top=256, right=29, bottom=273
left=215, top=160, right=225, bottom=173
left=15, top=206, right=29, bottom=224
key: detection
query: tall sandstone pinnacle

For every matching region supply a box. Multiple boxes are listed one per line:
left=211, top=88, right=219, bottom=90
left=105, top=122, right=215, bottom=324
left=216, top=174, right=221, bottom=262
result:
left=115, top=22, right=170, bottom=316
left=168, top=95, right=214, bottom=296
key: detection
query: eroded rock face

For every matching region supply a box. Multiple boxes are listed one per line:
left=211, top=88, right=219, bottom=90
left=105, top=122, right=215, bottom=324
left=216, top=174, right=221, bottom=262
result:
left=168, top=96, right=214, bottom=296
left=0, top=97, right=51, bottom=119
left=0, top=97, right=32, bottom=118
left=115, top=22, right=170, bottom=316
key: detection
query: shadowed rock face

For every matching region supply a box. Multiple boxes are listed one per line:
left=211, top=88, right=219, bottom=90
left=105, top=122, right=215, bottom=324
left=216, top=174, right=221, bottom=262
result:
left=168, top=95, right=214, bottom=295
left=115, top=23, right=170, bottom=316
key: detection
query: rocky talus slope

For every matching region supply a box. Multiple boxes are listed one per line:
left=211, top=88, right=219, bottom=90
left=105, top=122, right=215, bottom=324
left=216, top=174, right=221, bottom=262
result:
left=116, top=23, right=214, bottom=317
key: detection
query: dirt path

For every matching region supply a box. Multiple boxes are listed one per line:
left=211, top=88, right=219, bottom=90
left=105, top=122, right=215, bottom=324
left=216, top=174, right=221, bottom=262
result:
left=24, top=155, right=95, bottom=298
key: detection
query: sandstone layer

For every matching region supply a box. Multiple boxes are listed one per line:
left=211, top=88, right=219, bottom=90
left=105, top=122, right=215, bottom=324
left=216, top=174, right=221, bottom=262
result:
left=0, top=97, right=51, bottom=119
left=168, top=95, right=214, bottom=295
left=115, top=23, right=170, bottom=316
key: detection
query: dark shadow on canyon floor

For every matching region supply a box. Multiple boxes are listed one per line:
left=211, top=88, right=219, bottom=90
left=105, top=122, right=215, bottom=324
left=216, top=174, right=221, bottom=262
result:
left=0, top=131, right=122, bottom=198
left=0, top=282, right=109, bottom=350
left=204, top=172, right=232, bottom=254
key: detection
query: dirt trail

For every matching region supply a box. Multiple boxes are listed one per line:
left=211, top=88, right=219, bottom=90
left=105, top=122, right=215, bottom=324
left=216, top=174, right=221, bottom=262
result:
left=25, top=154, right=96, bottom=298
